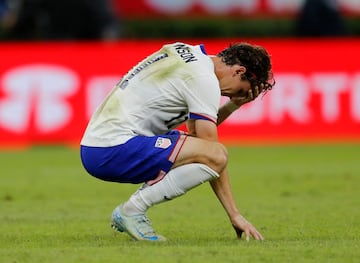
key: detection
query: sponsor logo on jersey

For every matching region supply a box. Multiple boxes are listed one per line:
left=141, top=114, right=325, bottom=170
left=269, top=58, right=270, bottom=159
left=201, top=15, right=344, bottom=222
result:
left=155, top=137, right=172, bottom=149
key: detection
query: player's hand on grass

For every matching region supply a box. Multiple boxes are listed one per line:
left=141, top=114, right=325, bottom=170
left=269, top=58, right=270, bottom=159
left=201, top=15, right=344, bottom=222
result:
left=231, top=214, right=264, bottom=241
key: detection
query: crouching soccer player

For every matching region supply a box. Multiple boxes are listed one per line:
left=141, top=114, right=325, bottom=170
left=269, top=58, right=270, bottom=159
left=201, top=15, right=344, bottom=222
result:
left=80, top=42, right=274, bottom=241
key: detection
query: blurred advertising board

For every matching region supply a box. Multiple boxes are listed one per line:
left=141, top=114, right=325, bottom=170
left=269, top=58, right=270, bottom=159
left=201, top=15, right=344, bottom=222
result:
left=113, top=0, right=360, bottom=17
left=0, top=39, right=360, bottom=148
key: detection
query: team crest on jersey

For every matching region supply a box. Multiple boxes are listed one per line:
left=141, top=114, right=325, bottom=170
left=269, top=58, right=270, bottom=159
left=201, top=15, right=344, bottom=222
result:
left=155, top=137, right=172, bottom=149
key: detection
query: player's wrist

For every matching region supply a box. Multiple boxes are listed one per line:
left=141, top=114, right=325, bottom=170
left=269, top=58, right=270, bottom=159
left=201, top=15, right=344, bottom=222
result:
left=224, top=101, right=240, bottom=113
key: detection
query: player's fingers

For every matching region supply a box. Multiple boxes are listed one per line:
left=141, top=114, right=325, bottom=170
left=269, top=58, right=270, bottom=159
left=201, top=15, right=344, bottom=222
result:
left=247, top=88, right=254, bottom=100
left=256, top=83, right=265, bottom=96
left=259, top=83, right=265, bottom=93
left=252, top=228, right=264, bottom=241
left=245, top=229, right=250, bottom=242
left=254, top=231, right=264, bottom=240
left=252, top=85, right=259, bottom=98
left=252, top=83, right=265, bottom=99
left=259, top=233, right=265, bottom=240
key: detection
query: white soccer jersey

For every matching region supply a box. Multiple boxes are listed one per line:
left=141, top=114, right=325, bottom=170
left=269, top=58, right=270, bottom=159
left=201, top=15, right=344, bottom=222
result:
left=81, top=42, right=221, bottom=147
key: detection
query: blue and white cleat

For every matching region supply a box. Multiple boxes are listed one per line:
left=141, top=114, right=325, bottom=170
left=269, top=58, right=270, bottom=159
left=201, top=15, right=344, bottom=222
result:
left=111, top=205, right=166, bottom=241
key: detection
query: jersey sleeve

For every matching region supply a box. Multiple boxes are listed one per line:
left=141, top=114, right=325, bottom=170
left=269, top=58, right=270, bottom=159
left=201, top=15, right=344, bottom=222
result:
left=182, top=74, right=220, bottom=124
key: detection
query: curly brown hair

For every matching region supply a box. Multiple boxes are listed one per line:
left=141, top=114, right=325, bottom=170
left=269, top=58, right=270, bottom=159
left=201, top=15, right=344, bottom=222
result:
left=217, top=43, right=275, bottom=93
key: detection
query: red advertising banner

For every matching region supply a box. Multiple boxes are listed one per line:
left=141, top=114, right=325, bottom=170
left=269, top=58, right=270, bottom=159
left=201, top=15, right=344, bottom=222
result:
left=0, top=39, right=360, bottom=148
left=112, top=0, right=360, bottom=17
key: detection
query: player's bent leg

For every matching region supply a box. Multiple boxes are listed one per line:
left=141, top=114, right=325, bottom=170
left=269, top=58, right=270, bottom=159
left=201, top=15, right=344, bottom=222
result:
left=133, top=163, right=219, bottom=208
left=173, top=135, right=228, bottom=174
left=110, top=134, right=225, bottom=241
left=114, top=163, right=220, bottom=241
left=122, top=163, right=219, bottom=213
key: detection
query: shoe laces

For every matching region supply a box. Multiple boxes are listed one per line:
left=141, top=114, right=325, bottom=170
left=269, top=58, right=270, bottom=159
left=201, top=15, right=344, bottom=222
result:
left=134, top=214, right=156, bottom=235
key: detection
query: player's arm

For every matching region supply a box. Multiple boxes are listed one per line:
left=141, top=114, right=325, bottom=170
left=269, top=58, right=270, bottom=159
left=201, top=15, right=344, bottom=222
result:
left=209, top=168, right=264, bottom=241
left=217, top=84, right=264, bottom=125
left=186, top=118, right=218, bottom=140
left=185, top=119, right=196, bottom=137
left=193, top=119, right=264, bottom=241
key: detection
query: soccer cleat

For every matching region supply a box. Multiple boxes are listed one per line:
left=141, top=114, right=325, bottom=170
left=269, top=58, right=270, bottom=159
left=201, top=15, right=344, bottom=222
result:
left=111, top=205, right=166, bottom=241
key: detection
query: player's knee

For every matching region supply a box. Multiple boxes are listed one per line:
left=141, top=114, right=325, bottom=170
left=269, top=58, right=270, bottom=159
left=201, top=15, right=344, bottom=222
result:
left=210, top=142, right=228, bottom=173
left=173, top=139, right=228, bottom=173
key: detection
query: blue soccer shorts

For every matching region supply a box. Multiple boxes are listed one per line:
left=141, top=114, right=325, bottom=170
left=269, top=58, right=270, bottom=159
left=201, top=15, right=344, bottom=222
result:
left=80, top=130, right=187, bottom=184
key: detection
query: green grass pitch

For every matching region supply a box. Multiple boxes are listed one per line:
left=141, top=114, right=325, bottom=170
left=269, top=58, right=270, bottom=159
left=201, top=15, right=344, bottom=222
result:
left=0, top=143, right=359, bottom=262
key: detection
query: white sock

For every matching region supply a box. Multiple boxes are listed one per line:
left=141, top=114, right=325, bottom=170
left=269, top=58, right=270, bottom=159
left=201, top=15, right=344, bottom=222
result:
left=122, top=163, right=219, bottom=215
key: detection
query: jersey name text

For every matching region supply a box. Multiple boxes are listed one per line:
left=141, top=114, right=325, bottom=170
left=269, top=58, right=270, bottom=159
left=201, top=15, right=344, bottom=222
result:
left=175, top=44, right=198, bottom=63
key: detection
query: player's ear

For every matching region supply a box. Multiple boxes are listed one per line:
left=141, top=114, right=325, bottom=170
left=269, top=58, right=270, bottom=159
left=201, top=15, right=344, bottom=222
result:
left=233, top=65, right=246, bottom=76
